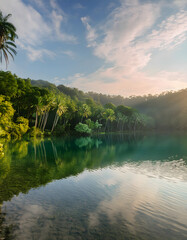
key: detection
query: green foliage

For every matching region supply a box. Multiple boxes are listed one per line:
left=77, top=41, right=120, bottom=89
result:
left=0, top=143, right=4, bottom=158
left=94, top=120, right=102, bottom=130
left=0, top=95, right=14, bottom=137
left=0, top=70, right=171, bottom=139
left=75, top=123, right=92, bottom=135
left=104, top=103, right=116, bottom=110
left=53, top=125, right=66, bottom=136
left=0, top=95, right=29, bottom=138
left=102, top=108, right=115, bottom=122
left=8, top=117, right=29, bottom=139
left=85, top=119, right=95, bottom=130
left=88, top=89, right=187, bottom=130
left=0, top=71, right=18, bottom=97
left=58, top=84, right=87, bottom=101
left=116, top=105, right=135, bottom=117
left=79, top=103, right=91, bottom=122
left=29, top=127, right=43, bottom=138
left=16, top=117, right=29, bottom=135
left=85, top=119, right=102, bottom=132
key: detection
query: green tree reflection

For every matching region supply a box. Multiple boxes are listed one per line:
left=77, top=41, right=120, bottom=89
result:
left=0, top=134, right=187, bottom=205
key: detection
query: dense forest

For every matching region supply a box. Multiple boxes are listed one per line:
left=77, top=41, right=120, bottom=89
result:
left=58, top=84, right=187, bottom=130
left=0, top=70, right=186, bottom=139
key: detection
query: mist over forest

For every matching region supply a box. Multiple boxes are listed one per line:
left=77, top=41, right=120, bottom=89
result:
left=33, top=79, right=187, bottom=130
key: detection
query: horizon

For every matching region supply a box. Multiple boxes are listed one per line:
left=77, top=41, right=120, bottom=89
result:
left=30, top=77, right=187, bottom=98
left=0, top=0, right=187, bottom=96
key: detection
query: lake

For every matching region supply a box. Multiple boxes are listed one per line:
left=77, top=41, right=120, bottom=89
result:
left=0, top=133, right=187, bottom=240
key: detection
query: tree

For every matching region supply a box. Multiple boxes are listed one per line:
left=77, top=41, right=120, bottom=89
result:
left=0, top=95, right=29, bottom=138
left=0, top=95, right=15, bottom=137
left=62, top=98, right=77, bottom=128
left=104, top=103, right=116, bottom=111
left=51, top=96, right=67, bottom=133
left=0, top=71, right=18, bottom=97
left=102, top=108, right=115, bottom=132
left=116, top=105, right=136, bottom=130
left=79, top=104, right=91, bottom=122
left=75, top=123, right=91, bottom=135
left=0, top=11, right=18, bottom=67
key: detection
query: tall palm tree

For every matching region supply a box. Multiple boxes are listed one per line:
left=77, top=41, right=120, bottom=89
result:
left=0, top=11, right=18, bottom=67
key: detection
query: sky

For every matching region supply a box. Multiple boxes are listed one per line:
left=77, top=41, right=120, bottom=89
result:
left=0, top=0, right=187, bottom=97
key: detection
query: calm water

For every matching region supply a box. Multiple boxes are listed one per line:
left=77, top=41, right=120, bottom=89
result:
left=0, top=133, right=187, bottom=240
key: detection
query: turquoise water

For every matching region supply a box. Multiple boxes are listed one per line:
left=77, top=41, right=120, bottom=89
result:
left=0, top=133, right=187, bottom=239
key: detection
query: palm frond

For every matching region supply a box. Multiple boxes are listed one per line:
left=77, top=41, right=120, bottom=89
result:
left=4, top=14, right=12, bottom=22
left=4, top=47, right=15, bottom=60
left=2, top=48, right=9, bottom=68
left=0, top=11, right=18, bottom=67
left=5, top=45, right=17, bottom=55
left=5, top=41, right=17, bottom=48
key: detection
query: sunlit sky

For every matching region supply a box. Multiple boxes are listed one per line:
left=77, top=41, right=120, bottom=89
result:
left=1, top=0, right=187, bottom=96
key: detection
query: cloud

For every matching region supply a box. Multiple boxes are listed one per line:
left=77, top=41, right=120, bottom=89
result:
left=0, top=0, right=76, bottom=61
left=73, top=3, right=85, bottom=9
left=138, top=10, right=187, bottom=51
left=81, top=17, right=98, bottom=47
left=93, top=1, right=159, bottom=67
left=49, top=0, right=59, bottom=10
left=173, top=0, right=187, bottom=8
left=88, top=159, right=187, bottom=230
left=51, top=10, right=77, bottom=43
left=78, top=0, right=187, bottom=96
left=27, top=47, right=55, bottom=62
left=69, top=68, right=187, bottom=96
left=0, top=0, right=51, bottom=46
left=61, top=50, right=75, bottom=59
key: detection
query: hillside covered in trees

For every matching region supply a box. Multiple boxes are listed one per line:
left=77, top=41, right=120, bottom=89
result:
left=0, top=71, right=186, bottom=139
left=57, top=84, right=187, bottom=130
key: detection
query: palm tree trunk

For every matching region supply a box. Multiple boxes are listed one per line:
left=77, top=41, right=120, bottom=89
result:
left=35, top=111, right=38, bottom=128
left=38, top=113, right=42, bottom=129
left=40, top=112, right=46, bottom=130
left=51, top=112, right=60, bottom=133
left=54, top=115, right=59, bottom=129
left=51, top=113, right=57, bottom=133
left=43, top=112, right=49, bottom=132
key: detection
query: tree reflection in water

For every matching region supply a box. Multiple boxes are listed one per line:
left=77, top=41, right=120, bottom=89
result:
left=0, top=133, right=187, bottom=239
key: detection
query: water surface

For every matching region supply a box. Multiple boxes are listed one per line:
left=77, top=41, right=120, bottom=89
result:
left=0, top=133, right=187, bottom=239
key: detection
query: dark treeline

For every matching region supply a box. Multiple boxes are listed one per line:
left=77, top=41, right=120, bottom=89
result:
left=0, top=71, right=186, bottom=139
left=57, top=84, right=187, bottom=130
left=88, top=90, right=187, bottom=130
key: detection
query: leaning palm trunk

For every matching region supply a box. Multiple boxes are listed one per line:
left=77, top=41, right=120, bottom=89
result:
left=35, top=110, right=38, bottom=128
left=51, top=113, right=57, bottom=133
left=38, top=113, right=43, bottom=129
left=51, top=112, right=60, bottom=133
left=50, top=140, right=58, bottom=161
left=40, top=113, right=46, bottom=130
left=42, top=112, right=49, bottom=132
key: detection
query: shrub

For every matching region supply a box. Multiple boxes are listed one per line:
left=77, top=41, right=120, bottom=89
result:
left=16, top=117, right=29, bottom=135
left=94, top=120, right=102, bottom=131
left=75, top=123, right=91, bottom=135
left=29, top=127, right=43, bottom=138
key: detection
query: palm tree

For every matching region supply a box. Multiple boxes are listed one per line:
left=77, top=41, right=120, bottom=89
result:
left=0, top=11, right=18, bottom=67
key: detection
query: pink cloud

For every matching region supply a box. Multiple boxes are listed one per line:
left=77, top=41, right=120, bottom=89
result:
left=78, top=1, right=187, bottom=96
